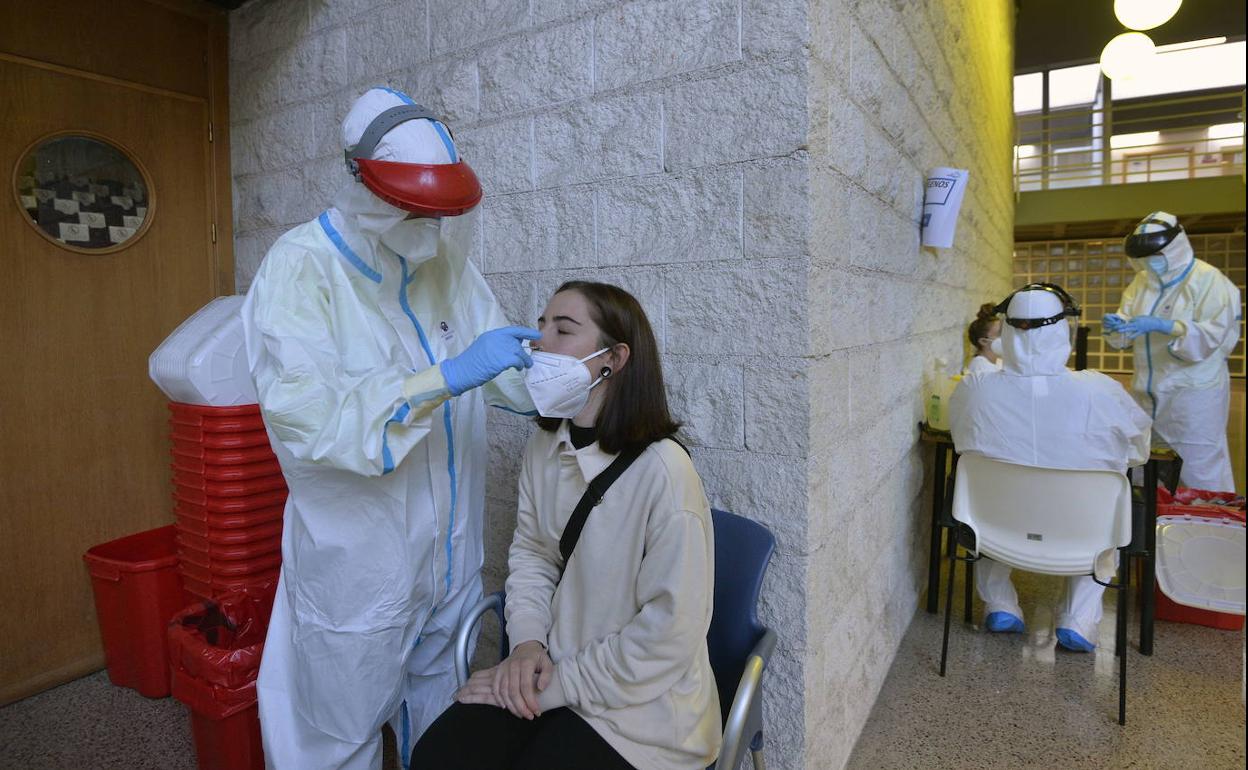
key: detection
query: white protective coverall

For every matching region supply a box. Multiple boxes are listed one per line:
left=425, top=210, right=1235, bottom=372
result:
left=950, top=289, right=1152, bottom=645
left=242, top=87, right=534, bottom=770
left=1107, top=225, right=1241, bottom=492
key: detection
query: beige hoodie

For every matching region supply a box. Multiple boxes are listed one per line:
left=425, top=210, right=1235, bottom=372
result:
left=504, top=421, right=721, bottom=769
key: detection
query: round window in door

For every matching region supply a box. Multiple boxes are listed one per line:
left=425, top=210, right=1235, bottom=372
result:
left=12, top=132, right=154, bottom=254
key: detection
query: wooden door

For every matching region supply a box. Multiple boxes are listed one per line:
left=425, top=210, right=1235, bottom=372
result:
left=0, top=0, right=231, bottom=704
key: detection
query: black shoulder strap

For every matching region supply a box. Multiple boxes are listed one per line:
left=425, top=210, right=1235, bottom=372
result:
left=557, top=436, right=690, bottom=565
left=559, top=444, right=645, bottom=563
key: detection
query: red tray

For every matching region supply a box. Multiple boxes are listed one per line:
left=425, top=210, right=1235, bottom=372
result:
left=175, top=532, right=282, bottom=563
left=174, top=517, right=282, bottom=544
left=171, top=458, right=282, bottom=482
left=171, top=445, right=278, bottom=468
left=171, top=428, right=271, bottom=450
left=178, top=552, right=283, bottom=580
left=180, top=568, right=280, bottom=601
left=172, top=473, right=287, bottom=499
left=168, top=403, right=261, bottom=418
left=173, top=489, right=287, bottom=514
left=174, top=507, right=285, bottom=534
left=169, top=413, right=267, bottom=433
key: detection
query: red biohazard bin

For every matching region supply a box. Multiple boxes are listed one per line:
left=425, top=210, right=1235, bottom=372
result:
left=169, top=590, right=272, bottom=770
left=83, top=525, right=192, bottom=697
left=1153, top=487, right=1246, bottom=631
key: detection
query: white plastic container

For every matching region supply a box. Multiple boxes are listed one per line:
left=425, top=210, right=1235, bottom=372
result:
left=149, top=296, right=256, bottom=406
left=1155, top=514, right=1246, bottom=615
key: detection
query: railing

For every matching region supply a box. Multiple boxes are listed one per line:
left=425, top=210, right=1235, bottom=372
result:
left=1014, top=90, right=1246, bottom=194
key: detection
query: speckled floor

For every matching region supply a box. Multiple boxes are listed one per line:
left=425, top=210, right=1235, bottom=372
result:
left=0, top=672, right=404, bottom=770
left=846, top=567, right=1246, bottom=770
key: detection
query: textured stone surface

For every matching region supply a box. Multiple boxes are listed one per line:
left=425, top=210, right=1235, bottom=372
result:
left=663, top=60, right=808, bottom=170
left=666, top=262, right=807, bottom=356
left=665, top=356, right=744, bottom=449
left=479, top=21, right=592, bottom=117
left=596, top=167, right=740, bottom=266
left=482, top=187, right=596, bottom=273
left=594, top=0, right=739, bottom=90
left=227, top=2, right=1015, bottom=768
left=455, top=117, right=533, bottom=195
left=533, top=93, right=664, bottom=187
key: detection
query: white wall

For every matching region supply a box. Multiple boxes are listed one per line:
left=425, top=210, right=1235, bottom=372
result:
left=228, top=0, right=1014, bottom=765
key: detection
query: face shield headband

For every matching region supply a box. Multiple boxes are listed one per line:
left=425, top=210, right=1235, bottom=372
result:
left=1124, top=217, right=1182, bottom=258
left=344, top=104, right=483, bottom=217
left=993, top=283, right=1081, bottom=330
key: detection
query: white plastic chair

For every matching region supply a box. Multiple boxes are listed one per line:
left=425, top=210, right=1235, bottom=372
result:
left=937, top=454, right=1134, bottom=724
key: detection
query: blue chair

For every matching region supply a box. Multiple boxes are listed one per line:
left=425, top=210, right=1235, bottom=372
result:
left=454, top=508, right=777, bottom=770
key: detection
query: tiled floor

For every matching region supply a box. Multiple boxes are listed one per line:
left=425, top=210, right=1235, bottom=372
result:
left=845, top=567, right=1246, bottom=770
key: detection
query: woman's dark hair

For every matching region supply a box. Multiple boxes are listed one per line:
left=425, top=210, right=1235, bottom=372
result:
left=967, top=303, right=999, bottom=350
left=536, top=281, right=681, bottom=453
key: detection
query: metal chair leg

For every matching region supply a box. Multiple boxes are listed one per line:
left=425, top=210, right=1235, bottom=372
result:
left=1118, top=556, right=1130, bottom=726
left=1116, top=553, right=1129, bottom=659
left=963, top=559, right=974, bottom=624
left=939, top=543, right=958, bottom=676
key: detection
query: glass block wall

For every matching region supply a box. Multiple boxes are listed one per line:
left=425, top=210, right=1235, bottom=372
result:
left=1012, top=233, right=1246, bottom=376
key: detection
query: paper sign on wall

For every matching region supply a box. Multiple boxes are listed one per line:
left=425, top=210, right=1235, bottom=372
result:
left=920, top=167, right=969, bottom=249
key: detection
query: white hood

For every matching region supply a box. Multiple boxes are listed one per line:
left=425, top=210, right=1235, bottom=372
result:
left=1129, top=211, right=1195, bottom=284
left=328, top=87, right=471, bottom=280
left=1001, top=289, right=1071, bottom=376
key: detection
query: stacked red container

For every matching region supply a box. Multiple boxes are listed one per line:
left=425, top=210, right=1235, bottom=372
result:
left=169, top=403, right=286, bottom=600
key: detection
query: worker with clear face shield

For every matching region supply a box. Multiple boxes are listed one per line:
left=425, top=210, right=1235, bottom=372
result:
left=241, top=86, right=538, bottom=770
left=950, top=284, right=1152, bottom=652
left=1103, top=211, right=1241, bottom=493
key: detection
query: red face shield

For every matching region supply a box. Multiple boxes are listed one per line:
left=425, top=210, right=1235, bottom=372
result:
left=354, top=158, right=482, bottom=218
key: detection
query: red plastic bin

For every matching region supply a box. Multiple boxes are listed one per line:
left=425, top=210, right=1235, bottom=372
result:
left=172, top=458, right=283, bottom=482
left=171, top=666, right=264, bottom=770
left=172, top=445, right=278, bottom=467
left=176, top=532, right=281, bottom=563
left=173, top=472, right=287, bottom=498
left=82, top=525, right=192, bottom=697
left=174, top=489, right=288, bottom=513
left=1153, top=488, right=1245, bottom=630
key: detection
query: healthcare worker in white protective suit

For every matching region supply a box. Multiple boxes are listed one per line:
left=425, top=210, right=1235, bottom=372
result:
left=1103, top=212, right=1242, bottom=493
left=242, top=87, right=539, bottom=770
left=950, top=284, right=1152, bottom=652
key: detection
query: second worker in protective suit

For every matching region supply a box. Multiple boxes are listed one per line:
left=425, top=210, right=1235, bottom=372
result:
left=950, top=285, right=1152, bottom=652
left=242, top=87, right=539, bottom=770
left=1104, top=211, right=1242, bottom=493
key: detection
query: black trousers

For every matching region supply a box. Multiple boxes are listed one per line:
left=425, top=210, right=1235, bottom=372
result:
left=410, top=702, right=636, bottom=770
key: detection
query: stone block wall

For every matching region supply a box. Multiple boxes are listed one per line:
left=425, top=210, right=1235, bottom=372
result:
left=228, top=0, right=1014, bottom=765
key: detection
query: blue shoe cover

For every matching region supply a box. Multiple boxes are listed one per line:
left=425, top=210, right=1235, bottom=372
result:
left=984, top=612, right=1025, bottom=633
left=1056, top=627, right=1095, bottom=652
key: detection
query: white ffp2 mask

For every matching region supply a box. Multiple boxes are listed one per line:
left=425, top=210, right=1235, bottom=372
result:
left=523, top=347, right=610, bottom=419
left=989, top=337, right=1004, bottom=358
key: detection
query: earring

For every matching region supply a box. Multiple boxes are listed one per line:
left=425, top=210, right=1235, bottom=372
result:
left=600, top=366, right=612, bottom=379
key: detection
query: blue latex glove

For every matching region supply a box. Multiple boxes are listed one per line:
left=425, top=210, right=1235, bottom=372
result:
left=1101, top=313, right=1127, bottom=333
left=1121, top=315, right=1174, bottom=340
left=440, top=326, right=541, bottom=396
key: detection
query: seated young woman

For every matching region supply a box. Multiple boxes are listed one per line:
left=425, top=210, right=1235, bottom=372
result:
left=411, top=281, right=721, bottom=770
